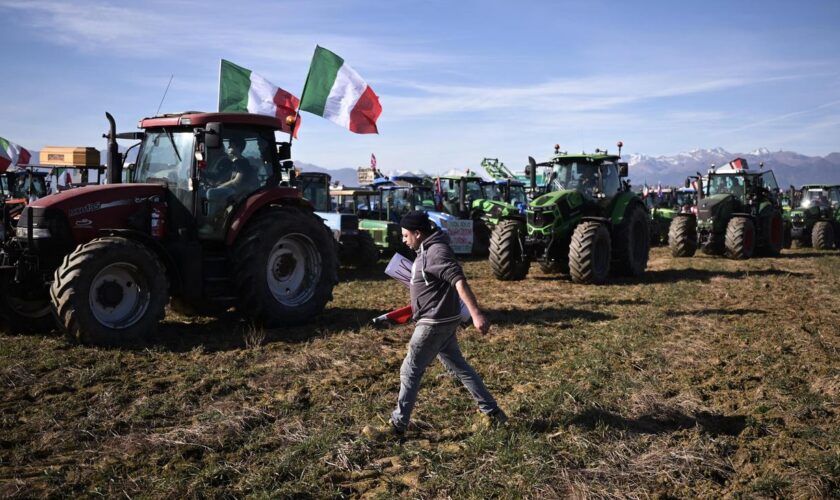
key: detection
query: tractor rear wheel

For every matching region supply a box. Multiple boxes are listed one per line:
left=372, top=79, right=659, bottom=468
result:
left=725, top=217, right=756, bottom=259
left=812, top=221, right=835, bottom=250
left=489, top=219, right=529, bottom=281
left=761, top=211, right=784, bottom=256
left=611, top=204, right=649, bottom=277
left=669, top=215, right=697, bottom=257
left=569, top=221, right=611, bottom=284
left=233, top=206, right=337, bottom=327
left=348, top=231, right=380, bottom=268
left=51, top=237, right=169, bottom=346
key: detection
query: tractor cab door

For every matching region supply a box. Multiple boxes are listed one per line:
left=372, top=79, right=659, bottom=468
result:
left=200, top=127, right=275, bottom=239
left=599, top=163, right=620, bottom=196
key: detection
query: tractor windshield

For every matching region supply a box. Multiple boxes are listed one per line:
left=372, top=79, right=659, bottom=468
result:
left=300, top=176, right=331, bottom=212
left=509, top=184, right=527, bottom=205
left=675, top=191, right=696, bottom=207
left=800, top=188, right=831, bottom=208
left=706, top=174, right=747, bottom=198
left=483, top=182, right=502, bottom=201
left=135, top=130, right=194, bottom=189
left=548, top=162, right=599, bottom=196
left=9, top=173, right=48, bottom=199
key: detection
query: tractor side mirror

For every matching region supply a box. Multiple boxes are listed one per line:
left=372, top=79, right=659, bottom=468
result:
left=618, top=162, right=628, bottom=177
left=685, top=178, right=691, bottom=188
left=205, top=122, right=222, bottom=149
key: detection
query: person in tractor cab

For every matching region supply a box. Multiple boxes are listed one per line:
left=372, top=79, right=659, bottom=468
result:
left=204, top=136, right=258, bottom=232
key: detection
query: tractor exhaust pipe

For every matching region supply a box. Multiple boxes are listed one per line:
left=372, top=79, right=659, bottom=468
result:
left=104, top=112, right=123, bottom=184
left=459, top=178, right=467, bottom=216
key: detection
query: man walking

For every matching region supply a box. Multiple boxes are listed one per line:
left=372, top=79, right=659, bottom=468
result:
left=369, top=210, right=507, bottom=438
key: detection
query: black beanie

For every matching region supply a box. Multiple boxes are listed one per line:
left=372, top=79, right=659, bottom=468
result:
left=400, top=210, right=430, bottom=231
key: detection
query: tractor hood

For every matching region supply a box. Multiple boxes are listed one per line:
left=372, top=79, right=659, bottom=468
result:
left=696, top=193, right=732, bottom=219
left=24, top=184, right=167, bottom=235
left=530, top=189, right=583, bottom=209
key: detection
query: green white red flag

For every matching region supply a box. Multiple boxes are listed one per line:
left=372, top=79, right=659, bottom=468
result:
left=218, top=59, right=300, bottom=137
left=299, top=46, right=382, bottom=134
left=0, top=137, right=31, bottom=173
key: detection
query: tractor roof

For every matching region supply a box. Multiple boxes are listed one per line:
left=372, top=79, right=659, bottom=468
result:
left=330, top=187, right=378, bottom=196
left=801, top=183, right=838, bottom=189
left=550, top=153, right=620, bottom=163
left=139, top=111, right=287, bottom=130
left=711, top=157, right=768, bottom=176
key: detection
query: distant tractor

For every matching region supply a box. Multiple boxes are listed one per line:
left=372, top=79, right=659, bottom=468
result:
left=646, top=187, right=697, bottom=245
left=297, top=172, right=379, bottom=268
left=432, top=172, right=494, bottom=255
left=329, top=187, right=403, bottom=255
left=669, top=158, right=784, bottom=259
left=0, top=112, right=338, bottom=344
left=490, top=142, right=649, bottom=284
left=788, top=184, right=840, bottom=250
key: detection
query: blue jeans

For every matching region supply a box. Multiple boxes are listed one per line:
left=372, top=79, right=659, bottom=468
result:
left=391, top=321, right=499, bottom=429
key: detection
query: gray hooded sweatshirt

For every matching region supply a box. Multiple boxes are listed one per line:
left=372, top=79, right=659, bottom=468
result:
left=410, top=230, right=466, bottom=325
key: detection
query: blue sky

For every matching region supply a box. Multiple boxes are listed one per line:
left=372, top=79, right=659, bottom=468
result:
left=2, top=0, right=839, bottom=173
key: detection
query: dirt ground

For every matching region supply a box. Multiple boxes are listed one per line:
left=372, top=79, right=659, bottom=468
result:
left=1, top=247, right=838, bottom=498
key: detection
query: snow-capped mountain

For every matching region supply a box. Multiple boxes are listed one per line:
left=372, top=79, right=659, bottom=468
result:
left=627, top=148, right=840, bottom=188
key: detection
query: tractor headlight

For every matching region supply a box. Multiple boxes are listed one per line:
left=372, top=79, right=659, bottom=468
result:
left=16, top=226, right=51, bottom=239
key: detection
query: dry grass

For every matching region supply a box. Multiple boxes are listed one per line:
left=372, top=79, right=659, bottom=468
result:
left=0, top=247, right=838, bottom=497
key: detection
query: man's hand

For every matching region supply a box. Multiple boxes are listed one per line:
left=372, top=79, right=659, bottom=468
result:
left=472, top=312, right=490, bottom=334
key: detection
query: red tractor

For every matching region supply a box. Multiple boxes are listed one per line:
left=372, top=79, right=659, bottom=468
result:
left=1, top=112, right=337, bottom=345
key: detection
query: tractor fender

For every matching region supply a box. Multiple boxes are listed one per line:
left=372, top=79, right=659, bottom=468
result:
left=97, top=228, right=182, bottom=295
left=225, top=187, right=311, bottom=246
left=609, top=192, right=645, bottom=226
left=580, top=216, right=611, bottom=226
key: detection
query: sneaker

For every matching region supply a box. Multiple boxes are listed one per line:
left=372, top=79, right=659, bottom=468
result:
left=472, top=408, right=509, bottom=431
left=362, top=421, right=406, bottom=441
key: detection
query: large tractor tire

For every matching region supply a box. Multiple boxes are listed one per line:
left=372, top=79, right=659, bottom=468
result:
left=569, top=221, right=611, bottom=284
left=0, top=287, right=55, bottom=334
left=472, top=219, right=491, bottom=257
left=233, top=206, right=338, bottom=327
left=812, top=221, right=835, bottom=250
left=489, top=219, right=529, bottom=281
left=348, top=231, right=380, bottom=268
left=725, top=217, right=756, bottom=260
left=611, top=204, right=649, bottom=277
left=669, top=215, right=697, bottom=257
left=51, top=237, right=169, bottom=346
left=760, top=211, right=784, bottom=257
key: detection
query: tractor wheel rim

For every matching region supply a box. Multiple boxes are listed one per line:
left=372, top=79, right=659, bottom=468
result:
left=266, top=233, right=321, bottom=307
left=89, top=263, right=150, bottom=329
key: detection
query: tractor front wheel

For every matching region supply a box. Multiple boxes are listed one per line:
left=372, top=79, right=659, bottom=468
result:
left=569, top=221, right=611, bottom=284
left=725, top=217, right=756, bottom=259
left=812, top=221, right=835, bottom=250
left=472, top=219, right=491, bottom=257
left=669, top=215, right=697, bottom=257
left=51, top=237, right=169, bottom=345
left=233, top=206, right=338, bottom=327
left=489, top=219, right=529, bottom=281
left=612, top=204, right=649, bottom=277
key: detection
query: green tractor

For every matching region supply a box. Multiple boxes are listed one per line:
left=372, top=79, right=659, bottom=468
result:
left=477, top=157, right=529, bottom=226
left=788, top=184, right=840, bottom=250
left=432, top=171, right=494, bottom=255
left=645, top=186, right=697, bottom=245
left=297, top=172, right=380, bottom=268
left=330, top=186, right=404, bottom=255
left=668, top=158, right=785, bottom=259
left=489, top=142, right=649, bottom=284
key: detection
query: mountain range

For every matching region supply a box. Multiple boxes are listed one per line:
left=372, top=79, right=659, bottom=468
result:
left=18, top=148, right=840, bottom=190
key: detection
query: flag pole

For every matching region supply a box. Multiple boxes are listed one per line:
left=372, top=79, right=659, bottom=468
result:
left=289, top=46, right=319, bottom=147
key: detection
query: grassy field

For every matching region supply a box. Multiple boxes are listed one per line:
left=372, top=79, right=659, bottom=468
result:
left=1, top=247, right=838, bottom=498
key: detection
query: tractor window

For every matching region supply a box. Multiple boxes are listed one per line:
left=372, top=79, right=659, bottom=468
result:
left=135, top=130, right=194, bottom=188
left=707, top=175, right=745, bottom=197
left=801, top=189, right=830, bottom=208
left=550, top=162, right=598, bottom=196
left=464, top=179, right=484, bottom=204
left=760, top=171, right=778, bottom=192
left=600, top=163, right=620, bottom=194
left=509, top=184, right=526, bottom=205
left=299, top=176, right=330, bottom=212
left=414, top=187, right=436, bottom=210
left=829, top=188, right=840, bottom=206
left=483, top=183, right=501, bottom=201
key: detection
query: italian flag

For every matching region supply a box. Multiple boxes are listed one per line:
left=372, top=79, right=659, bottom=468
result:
left=0, top=137, right=31, bottom=173
left=218, top=59, right=300, bottom=137
left=299, top=46, right=382, bottom=134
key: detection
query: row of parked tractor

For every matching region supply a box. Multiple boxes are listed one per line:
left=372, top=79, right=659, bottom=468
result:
left=641, top=164, right=840, bottom=257
left=1, top=111, right=837, bottom=347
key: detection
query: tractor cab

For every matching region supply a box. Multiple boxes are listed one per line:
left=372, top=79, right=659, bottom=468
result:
left=702, top=159, right=780, bottom=214
left=433, top=173, right=487, bottom=219
left=330, top=186, right=402, bottom=256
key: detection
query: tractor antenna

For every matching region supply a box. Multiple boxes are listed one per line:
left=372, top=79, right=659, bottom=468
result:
left=155, top=74, right=174, bottom=116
